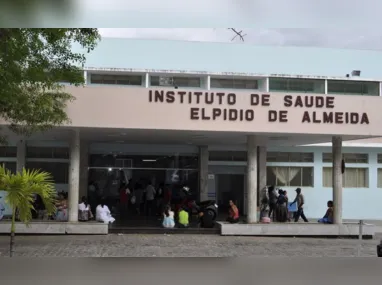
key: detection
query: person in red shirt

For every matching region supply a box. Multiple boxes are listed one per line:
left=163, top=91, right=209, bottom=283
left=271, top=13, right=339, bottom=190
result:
left=226, top=200, right=239, bottom=223
left=119, top=183, right=130, bottom=218
left=164, top=185, right=172, bottom=206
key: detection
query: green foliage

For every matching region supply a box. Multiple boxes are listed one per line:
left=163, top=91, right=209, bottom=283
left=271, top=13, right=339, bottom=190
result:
left=0, top=28, right=100, bottom=140
left=0, top=165, right=57, bottom=225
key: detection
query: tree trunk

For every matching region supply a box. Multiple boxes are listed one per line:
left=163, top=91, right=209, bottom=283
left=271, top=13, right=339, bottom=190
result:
left=9, top=207, right=16, bottom=257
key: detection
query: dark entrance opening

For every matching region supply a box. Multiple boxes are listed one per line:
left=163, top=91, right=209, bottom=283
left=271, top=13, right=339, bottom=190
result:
left=216, top=174, right=245, bottom=215
left=86, top=153, right=207, bottom=230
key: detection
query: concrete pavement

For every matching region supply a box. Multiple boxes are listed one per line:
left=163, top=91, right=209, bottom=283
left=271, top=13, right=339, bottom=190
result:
left=0, top=233, right=380, bottom=257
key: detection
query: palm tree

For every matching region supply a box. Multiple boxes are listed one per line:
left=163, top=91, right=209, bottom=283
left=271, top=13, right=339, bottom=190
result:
left=0, top=165, right=57, bottom=257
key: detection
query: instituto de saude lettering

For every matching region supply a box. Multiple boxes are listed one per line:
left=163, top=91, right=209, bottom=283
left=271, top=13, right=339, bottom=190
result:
left=149, top=90, right=370, bottom=124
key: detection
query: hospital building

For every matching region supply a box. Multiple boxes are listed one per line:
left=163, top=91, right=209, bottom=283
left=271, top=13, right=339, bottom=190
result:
left=1, top=38, right=382, bottom=235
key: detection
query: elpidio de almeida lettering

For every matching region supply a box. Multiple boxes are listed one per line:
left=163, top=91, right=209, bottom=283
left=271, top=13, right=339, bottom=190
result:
left=148, top=90, right=370, bottom=125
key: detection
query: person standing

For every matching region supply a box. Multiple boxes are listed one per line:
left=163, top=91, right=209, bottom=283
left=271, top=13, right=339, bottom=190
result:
left=119, top=183, right=129, bottom=218
left=275, top=189, right=288, bottom=223
left=156, top=182, right=165, bottom=216
left=268, top=186, right=278, bottom=221
left=133, top=183, right=144, bottom=215
left=145, top=181, right=156, bottom=216
left=290, top=188, right=309, bottom=223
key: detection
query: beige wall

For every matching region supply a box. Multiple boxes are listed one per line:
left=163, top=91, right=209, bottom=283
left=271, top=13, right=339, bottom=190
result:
left=62, top=86, right=382, bottom=136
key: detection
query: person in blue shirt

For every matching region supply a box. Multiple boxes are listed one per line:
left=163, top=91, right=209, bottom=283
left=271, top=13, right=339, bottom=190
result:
left=318, top=201, right=334, bottom=224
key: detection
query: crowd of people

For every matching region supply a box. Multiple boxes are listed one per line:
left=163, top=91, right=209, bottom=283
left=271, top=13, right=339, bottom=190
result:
left=260, top=186, right=333, bottom=224
left=23, top=182, right=335, bottom=226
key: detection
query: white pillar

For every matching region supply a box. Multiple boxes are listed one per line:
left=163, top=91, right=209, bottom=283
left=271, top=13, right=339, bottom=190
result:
left=247, top=135, right=258, bottom=223
left=16, top=139, right=26, bottom=173
left=332, top=136, right=343, bottom=224
left=257, top=146, right=267, bottom=195
left=68, top=129, right=80, bottom=222
left=83, top=71, right=88, bottom=85
left=145, top=73, right=149, bottom=88
left=79, top=141, right=89, bottom=200
left=199, top=146, right=209, bottom=202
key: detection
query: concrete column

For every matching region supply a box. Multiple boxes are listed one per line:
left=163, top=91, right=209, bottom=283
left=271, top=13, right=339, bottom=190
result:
left=68, top=129, right=80, bottom=222
left=16, top=139, right=26, bottom=173
left=199, top=146, right=209, bottom=202
left=79, top=141, right=89, bottom=200
left=332, top=136, right=343, bottom=224
left=145, top=73, right=149, bottom=88
left=257, top=146, right=267, bottom=199
left=247, top=135, right=258, bottom=223
left=206, top=75, right=211, bottom=90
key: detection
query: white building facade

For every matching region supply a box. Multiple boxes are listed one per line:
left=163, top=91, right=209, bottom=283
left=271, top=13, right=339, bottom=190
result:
left=1, top=38, right=382, bottom=223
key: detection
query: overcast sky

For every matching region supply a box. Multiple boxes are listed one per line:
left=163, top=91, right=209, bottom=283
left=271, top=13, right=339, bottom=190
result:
left=2, top=0, right=380, bottom=51
left=93, top=0, right=381, bottom=51
left=98, top=28, right=382, bottom=51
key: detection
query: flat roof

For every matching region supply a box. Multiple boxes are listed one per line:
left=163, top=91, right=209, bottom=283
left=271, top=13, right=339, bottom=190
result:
left=77, top=38, right=382, bottom=81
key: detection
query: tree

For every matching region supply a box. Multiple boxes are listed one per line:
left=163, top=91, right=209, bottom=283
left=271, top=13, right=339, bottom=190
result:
left=0, top=165, right=56, bottom=257
left=0, top=28, right=100, bottom=142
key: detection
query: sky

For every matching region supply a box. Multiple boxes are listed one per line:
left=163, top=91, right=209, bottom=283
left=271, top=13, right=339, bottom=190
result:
left=1, top=0, right=380, bottom=51
left=98, top=28, right=382, bottom=51
left=90, top=0, right=381, bottom=51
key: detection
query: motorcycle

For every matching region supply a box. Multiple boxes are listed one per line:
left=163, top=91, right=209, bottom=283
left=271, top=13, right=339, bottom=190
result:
left=192, top=199, right=219, bottom=220
left=175, top=186, right=218, bottom=221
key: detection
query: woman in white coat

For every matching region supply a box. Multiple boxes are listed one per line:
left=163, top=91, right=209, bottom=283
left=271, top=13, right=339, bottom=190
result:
left=96, top=198, right=115, bottom=224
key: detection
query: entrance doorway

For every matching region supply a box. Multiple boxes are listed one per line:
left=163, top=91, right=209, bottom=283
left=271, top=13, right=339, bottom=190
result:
left=216, top=174, right=245, bottom=215
left=86, top=152, right=200, bottom=227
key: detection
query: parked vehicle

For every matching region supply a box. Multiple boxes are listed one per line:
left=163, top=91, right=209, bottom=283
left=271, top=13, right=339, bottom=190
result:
left=174, top=186, right=218, bottom=220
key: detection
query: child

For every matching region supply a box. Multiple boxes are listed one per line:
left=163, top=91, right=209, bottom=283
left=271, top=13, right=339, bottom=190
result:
left=178, top=206, right=189, bottom=228
left=162, top=205, right=175, bottom=228
left=318, top=200, right=334, bottom=224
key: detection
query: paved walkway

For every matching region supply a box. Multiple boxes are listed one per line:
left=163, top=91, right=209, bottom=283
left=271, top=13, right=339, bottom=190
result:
left=0, top=233, right=380, bottom=257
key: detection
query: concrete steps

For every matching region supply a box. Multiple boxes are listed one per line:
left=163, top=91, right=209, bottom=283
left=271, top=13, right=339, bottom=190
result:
left=109, top=226, right=220, bottom=235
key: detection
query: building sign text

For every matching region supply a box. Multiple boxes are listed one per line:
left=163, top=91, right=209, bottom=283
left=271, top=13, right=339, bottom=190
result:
left=148, top=90, right=370, bottom=125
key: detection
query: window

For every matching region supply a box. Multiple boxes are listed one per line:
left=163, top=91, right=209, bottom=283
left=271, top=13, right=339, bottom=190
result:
left=27, top=147, right=69, bottom=159
left=210, top=78, right=258, bottom=90
left=209, top=151, right=246, bottom=161
left=26, top=161, right=69, bottom=184
left=327, top=80, right=379, bottom=96
left=378, top=154, right=382, bottom=164
left=267, top=152, right=314, bottom=163
left=323, top=153, right=368, bottom=163
left=269, top=78, right=323, bottom=93
left=90, top=74, right=143, bottom=86
left=266, top=166, right=313, bottom=187
left=0, top=147, right=17, bottom=158
left=378, top=169, right=382, bottom=188
left=323, top=167, right=368, bottom=188
left=150, top=76, right=201, bottom=88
